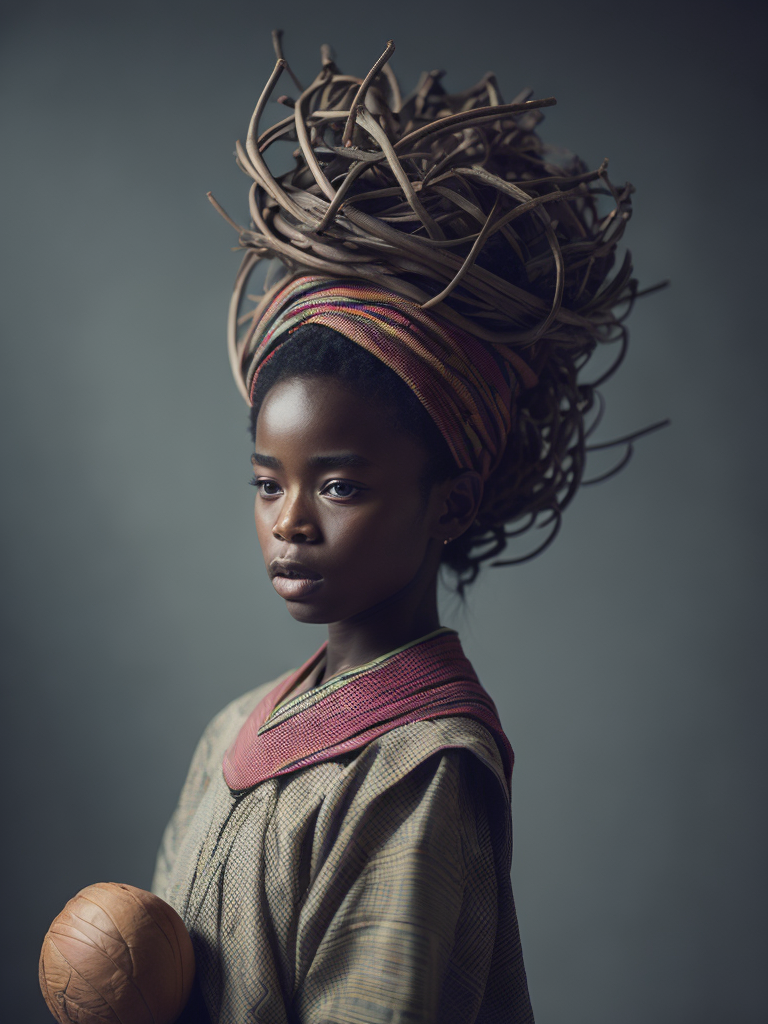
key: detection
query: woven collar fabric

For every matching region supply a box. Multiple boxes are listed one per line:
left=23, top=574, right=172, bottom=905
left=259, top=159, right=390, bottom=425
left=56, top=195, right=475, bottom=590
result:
left=243, top=275, right=537, bottom=480
left=222, top=628, right=513, bottom=793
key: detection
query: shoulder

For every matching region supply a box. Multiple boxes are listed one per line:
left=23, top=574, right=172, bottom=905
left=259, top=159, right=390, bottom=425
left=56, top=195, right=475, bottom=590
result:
left=315, top=716, right=511, bottom=845
left=363, top=715, right=510, bottom=800
left=367, top=719, right=513, bottom=868
left=307, top=718, right=511, bottom=884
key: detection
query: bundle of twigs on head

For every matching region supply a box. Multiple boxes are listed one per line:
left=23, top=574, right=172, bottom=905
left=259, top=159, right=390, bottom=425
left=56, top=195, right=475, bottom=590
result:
left=211, top=33, right=663, bottom=585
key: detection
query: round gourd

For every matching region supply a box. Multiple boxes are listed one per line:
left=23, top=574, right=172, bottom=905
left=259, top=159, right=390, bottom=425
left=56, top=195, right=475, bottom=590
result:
left=39, top=882, right=195, bottom=1024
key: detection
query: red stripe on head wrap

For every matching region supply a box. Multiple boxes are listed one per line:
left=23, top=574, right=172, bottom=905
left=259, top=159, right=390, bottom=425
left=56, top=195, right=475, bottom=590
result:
left=243, top=275, right=537, bottom=479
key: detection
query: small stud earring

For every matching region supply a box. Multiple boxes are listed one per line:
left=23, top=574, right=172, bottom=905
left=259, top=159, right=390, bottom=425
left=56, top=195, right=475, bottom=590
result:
left=443, top=538, right=451, bottom=546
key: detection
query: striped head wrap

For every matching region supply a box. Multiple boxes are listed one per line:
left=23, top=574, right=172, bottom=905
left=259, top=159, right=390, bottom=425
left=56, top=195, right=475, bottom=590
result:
left=240, top=274, right=537, bottom=480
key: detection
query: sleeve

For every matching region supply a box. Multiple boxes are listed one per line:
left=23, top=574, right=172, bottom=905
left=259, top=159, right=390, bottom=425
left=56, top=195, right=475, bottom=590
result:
left=293, top=747, right=500, bottom=1024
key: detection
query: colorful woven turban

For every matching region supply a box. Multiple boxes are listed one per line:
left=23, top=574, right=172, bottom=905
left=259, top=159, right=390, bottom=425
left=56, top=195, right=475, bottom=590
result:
left=239, top=274, right=537, bottom=480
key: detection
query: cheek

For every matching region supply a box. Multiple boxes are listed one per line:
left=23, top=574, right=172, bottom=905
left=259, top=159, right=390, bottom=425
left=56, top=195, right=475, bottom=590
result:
left=325, top=498, right=429, bottom=573
left=253, top=498, right=276, bottom=558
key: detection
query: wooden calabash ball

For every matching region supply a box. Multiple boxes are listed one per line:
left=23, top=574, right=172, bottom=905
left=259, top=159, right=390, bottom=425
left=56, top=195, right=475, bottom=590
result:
left=39, top=882, right=195, bottom=1024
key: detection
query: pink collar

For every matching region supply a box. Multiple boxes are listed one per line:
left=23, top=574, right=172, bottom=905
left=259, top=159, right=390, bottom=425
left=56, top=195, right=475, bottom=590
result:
left=222, top=629, right=513, bottom=792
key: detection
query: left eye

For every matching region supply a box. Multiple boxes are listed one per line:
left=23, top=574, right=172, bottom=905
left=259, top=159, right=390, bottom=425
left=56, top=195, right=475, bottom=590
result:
left=323, top=481, right=359, bottom=499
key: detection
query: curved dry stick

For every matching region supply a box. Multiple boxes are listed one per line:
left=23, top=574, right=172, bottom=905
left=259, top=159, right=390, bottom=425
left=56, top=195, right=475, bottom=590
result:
left=634, top=280, right=669, bottom=300
left=326, top=145, right=387, bottom=162
left=320, top=43, right=334, bottom=68
left=420, top=132, right=477, bottom=187
left=245, top=59, right=308, bottom=222
left=519, top=159, right=610, bottom=192
left=328, top=182, right=536, bottom=312
left=413, top=69, right=445, bottom=118
left=347, top=187, right=587, bottom=335
left=260, top=192, right=546, bottom=343
left=421, top=196, right=500, bottom=309
left=429, top=183, right=487, bottom=225
left=269, top=212, right=313, bottom=249
left=342, top=204, right=542, bottom=326
left=338, top=203, right=458, bottom=269
left=483, top=73, right=502, bottom=107
left=271, top=211, right=374, bottom=263
left=248, top=184, right=372, bottom=279
left=257, top=107, right=362, bottom=161
left=432, top=175, right=528, bottom=262
left=235, top=139, right=261, bottom=182
left=227, top=251, right=260, bottom=400
left=293, top=77, right=339, bottom=202
left=206, top=192, right=246, bottom=233
left=255, top=112, right=296, bottom=150
left=355, top=109, right=444, bottom=240
left=449, top=165, right=567, bottom=335
left=341, top=40, right=395, bottom=147
left=398, top=107, right=555, bottom=157
left=314, top=159, right=371, bottom=233
left=424, top=179, right=591, bottom=254
left=581, top=250, right=633, bottom=314
left=380, top=63, right=402, bottom=112
left=581, top=445, right=633, bottom=485
left=393, top=97, right=557, bottom=152
left=272, top=29, right=304, bottom=92
left=530, top=218, right=565, bottom=341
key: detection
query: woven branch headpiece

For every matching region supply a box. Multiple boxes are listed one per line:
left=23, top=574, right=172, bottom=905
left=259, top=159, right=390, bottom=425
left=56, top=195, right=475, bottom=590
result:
left=216, top=34, right=636, bottom=393
left=211, top=34, right=656, bottom=580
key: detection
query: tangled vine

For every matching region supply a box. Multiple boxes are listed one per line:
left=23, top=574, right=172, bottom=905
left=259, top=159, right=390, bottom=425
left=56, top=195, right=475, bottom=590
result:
left=210, top=33, right=667, bottom=587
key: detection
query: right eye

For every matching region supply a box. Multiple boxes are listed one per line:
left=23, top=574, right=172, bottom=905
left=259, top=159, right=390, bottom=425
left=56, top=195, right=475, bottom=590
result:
left=250, top=477, right=282, bottom=496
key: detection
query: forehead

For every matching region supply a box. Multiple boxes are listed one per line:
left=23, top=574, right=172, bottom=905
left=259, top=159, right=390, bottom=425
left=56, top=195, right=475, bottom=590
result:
left=255, top=375, right=422, bottom=463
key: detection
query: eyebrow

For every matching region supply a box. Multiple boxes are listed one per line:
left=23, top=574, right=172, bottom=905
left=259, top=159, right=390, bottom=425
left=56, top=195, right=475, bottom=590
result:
left=251, top=452, right=371, bottom=470
left=251, top=453, right=282, bottom=469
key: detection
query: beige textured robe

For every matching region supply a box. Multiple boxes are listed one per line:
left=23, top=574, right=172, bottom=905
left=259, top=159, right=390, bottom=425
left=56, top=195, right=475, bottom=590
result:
left=153, top=673, right=534, bottom=1024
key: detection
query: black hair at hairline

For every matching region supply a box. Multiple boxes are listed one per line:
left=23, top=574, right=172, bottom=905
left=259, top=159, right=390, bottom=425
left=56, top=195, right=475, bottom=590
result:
left=249, top=322, right=457, bottom=495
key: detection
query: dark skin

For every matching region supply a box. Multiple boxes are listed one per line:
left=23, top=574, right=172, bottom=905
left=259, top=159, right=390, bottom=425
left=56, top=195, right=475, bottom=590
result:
left=251, top=375, right=483, bottom=681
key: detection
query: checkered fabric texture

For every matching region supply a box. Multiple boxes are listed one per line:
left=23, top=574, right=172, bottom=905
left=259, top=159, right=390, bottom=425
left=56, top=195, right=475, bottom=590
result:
left=154, top=677, right=534, bottom=1023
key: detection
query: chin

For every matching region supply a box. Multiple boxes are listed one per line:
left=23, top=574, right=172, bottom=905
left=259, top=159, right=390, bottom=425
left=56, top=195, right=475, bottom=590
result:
left=282, top=599, right=338, bottom=624
left=279, top=589, right=379, bottom=625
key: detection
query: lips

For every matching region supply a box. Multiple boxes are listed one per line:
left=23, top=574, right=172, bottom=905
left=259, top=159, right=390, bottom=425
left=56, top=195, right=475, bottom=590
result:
left=269, top=560, right=323, bottom=601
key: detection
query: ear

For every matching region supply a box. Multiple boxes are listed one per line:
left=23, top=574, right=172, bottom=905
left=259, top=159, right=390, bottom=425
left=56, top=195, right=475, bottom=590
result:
left=432, top=471, right=484, bottom=544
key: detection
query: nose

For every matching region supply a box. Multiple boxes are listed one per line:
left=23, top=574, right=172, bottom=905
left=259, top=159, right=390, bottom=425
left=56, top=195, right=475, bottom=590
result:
left=272, top=490, right=320, bottom=544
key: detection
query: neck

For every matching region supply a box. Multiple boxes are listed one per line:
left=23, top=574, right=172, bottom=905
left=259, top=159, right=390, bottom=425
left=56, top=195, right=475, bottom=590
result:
left=323, top=547, right=442, bottom=681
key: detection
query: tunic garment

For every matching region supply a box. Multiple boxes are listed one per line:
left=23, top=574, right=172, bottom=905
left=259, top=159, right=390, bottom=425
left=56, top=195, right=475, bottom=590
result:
left=153, top=658, right=534, bottom=1024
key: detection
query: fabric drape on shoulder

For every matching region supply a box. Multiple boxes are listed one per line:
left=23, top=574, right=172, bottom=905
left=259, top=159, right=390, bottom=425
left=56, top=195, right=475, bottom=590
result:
left=153, top=675, right=533, bottom=1024
left=222, top=629, right=513, bottom=791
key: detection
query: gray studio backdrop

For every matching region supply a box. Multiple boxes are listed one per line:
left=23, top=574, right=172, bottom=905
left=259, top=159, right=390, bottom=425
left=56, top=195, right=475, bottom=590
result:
left=2, top=1, right=766, bottom=1021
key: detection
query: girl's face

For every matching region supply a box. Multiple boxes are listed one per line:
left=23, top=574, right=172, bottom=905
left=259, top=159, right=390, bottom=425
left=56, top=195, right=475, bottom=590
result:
left=252, top=375, right=452, bottom=624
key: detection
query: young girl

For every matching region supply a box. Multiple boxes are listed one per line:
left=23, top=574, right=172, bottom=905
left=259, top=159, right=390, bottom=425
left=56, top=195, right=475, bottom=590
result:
left=153, top=36, right=653, bottom=1024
